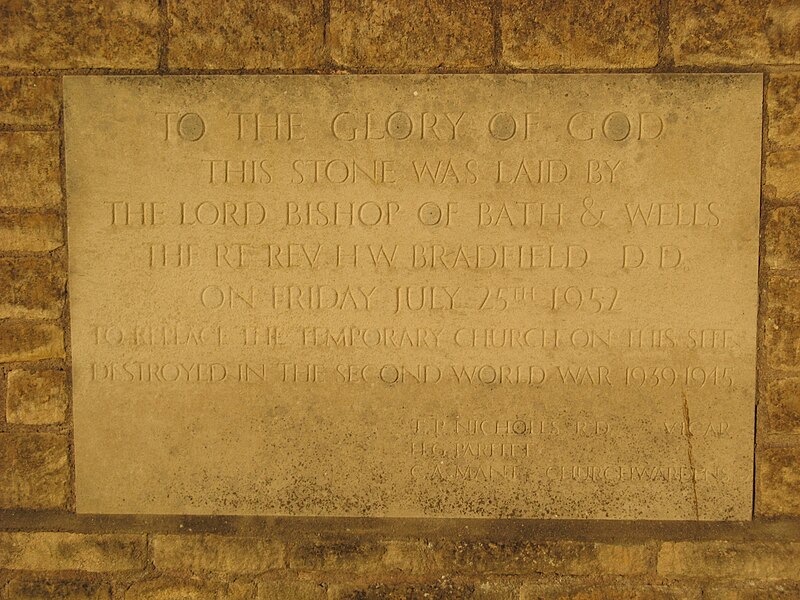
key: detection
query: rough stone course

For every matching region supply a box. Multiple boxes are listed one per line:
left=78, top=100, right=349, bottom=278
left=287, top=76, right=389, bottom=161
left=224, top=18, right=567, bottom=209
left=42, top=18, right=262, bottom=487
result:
left=330, top=0, right=493, bottom=69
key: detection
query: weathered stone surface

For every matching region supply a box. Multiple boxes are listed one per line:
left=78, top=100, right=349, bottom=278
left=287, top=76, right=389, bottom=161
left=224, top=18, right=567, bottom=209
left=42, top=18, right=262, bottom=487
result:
left=765, top=275, right=800, bottom=370
left=0, top=256, right=65, bottom=319
left=766, top=150, right=800, bottom=199
left=258, top=580, right=327, bottom=600
left=670, top=0, right=800, bottom=66
left=435, top=541, right=653, bottom=576
left=0, top=433, right=69, bottom=509
left=766, top=206, right=800, bottom=268
left=768, top=73, right=800, bottom=149
left=0, top=77, right=60, bottom=127
left=764, top=378, right=800, bottom=433
left=701, top=585, right=800, bottom=599
left=289, top=540, right=432, bottom=574
left=6, top=369, right=68, bottom=425
left=658, top=541, right=800, bottom=579
left=0, top=132, right=61, bottom=208
left=65, top=75, right=761, bottom=520
left=0, top=5, right=795, bottom=592
left=520, top=583, right=700, bottom=600
left=5, top=580, right=111, bottom=600
left=758, top=446, right=800, bottom=516
left=168, top=0, right=324, bottom=70
left=329, top=581, right=518, bottom=600
left=0, top=1, right=159, bottom=70
left=0, top=212, right=63, bottom=252
left=152, top=534, right=284, bottom=573
left=330, top=0, right=493, bottom=69
left=501, top=0, right=659, bottom=68
left=0, top=532, right=147, bottom=572
left=123, top=578, right=254, bottom=600
left=0, top=321, right=64, bottom=363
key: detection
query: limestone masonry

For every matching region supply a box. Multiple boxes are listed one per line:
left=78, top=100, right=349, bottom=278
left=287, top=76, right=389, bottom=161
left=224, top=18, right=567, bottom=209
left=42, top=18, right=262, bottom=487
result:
left=1, top=0, right=799, bottom=597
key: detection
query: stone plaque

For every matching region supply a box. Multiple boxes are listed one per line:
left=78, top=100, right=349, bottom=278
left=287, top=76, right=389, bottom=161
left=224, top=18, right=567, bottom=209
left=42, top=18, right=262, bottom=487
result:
left=65, top=75, right=762, bottom=519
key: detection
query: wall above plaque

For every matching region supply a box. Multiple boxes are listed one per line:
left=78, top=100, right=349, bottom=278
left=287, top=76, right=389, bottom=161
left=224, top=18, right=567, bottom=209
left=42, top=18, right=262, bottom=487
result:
left=64, top=74, right=761, bottom=519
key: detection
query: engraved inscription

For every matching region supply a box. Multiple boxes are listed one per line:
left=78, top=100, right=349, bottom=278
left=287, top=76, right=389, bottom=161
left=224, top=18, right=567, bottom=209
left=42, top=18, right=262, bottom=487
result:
left=65, top=75, right=762, bottom=520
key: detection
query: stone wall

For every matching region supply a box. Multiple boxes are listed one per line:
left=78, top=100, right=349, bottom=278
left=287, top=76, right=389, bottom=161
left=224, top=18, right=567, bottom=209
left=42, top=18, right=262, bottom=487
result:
left=0, top=1, right=799, bottom=598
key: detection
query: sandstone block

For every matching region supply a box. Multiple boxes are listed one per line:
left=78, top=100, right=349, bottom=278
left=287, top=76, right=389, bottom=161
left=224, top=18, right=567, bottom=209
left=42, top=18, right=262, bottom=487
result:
left=123, top=578, right=253, bottom=600
left=670, top=0, right=800, bottom=66
left=152, top=534, right=284, bottom=573
left=766, top=150, right=800, bottom=200
left=434, top=541, right=653, bottom=576
left=0, top=132, right=61, bottom=208
left=768, top=73, right=800, bottom=149
left=764, top=378, right=800, bottom=433
left=0, top=256, right=65, bottom=319
left=6, top=369, right=68, bottom=425
left=329, top=580, right=518, bottom=600
left=0, top=532, right=147, bottom=572
left=5, top=580, right=111, bottom=600
left=288, top=540, right=432, bottom=574
left=0, top=213, right=63, bottom=252
left=766, top=207, right=800, bottom=269
left=658, top=540, right=800, bottom=579
left=258, top=580, right=326, bottom=600
left=501, top=0, right=659, bottom=68
left=0, top=432, right=69, bottom=509
left=520, top=583, right=699, bottom=600
left=701, top=585, right=800, bottom=599
left=757, top=446, right=800, bottom=516
left=0, top=1, right=159, bottom=70
left=765, top=275, right=800, bottom=370
left=0, top=77, right=60, bottom=127
left=330, top=0, right=493, bottom=69
left=0, top=321, right=64, bottom=363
